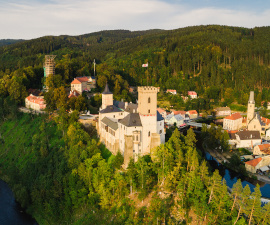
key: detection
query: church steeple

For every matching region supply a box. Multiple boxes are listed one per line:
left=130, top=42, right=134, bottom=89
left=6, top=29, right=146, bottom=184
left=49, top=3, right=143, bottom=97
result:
left=247, top=91, right=255, bottom=124
left=102, top=83, right=112, bottom=94
left=101, top=83, right=113, bottom=109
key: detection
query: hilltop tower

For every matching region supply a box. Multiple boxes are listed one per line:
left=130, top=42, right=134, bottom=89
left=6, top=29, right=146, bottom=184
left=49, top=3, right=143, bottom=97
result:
left=101, top=83, right=113, bottom=109
left=44, top=55, right=56, bottom=77
left=247, top=91, right=255, bottom=124
left=43, top=55, right=56, bottom=90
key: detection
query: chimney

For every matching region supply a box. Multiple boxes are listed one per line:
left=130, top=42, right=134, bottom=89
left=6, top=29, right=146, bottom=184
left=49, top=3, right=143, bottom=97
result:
left=125, top=102, right=128, bottom=109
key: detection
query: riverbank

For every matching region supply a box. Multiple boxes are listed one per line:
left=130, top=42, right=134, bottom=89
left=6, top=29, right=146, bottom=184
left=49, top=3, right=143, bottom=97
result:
left=204, top=144, right=270, bottom=185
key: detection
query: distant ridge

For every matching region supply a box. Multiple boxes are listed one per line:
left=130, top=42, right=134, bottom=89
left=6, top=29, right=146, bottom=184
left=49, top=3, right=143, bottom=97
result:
left=0, top=39, right=25, bottom=47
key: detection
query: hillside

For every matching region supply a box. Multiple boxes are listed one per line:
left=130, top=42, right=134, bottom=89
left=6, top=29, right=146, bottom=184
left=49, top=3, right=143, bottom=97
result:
left=1, top=25, right=270, bottom=108
left=0, top=39, right=24, bottom=47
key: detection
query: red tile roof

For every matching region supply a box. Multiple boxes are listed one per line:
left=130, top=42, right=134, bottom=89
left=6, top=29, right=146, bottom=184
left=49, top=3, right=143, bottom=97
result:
left=224, top=113, right=242, bottom=120
left=188, top=91, right=197, bottom=96
left=68, top=90, right=80, bottom=98
left=174, top=110, right=186, bottom=115
left=157, top=108, right=166, bottom=113
left=26, top=95, right=46, bottom=105
left=245, top=157, right=262, bottom=167
left=188, top=110, right=198, bottom=115
left=71, top=76, right=88, bottom=84
left=261, top=117, right=270, bottom=125
left=258, top=144, right=270, bottom=154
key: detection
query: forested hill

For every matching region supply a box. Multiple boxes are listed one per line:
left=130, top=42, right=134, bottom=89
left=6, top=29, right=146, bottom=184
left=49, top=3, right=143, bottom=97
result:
left=1, top=25, right=270, bottom=105
left=0, top=39, right=24, bottom=47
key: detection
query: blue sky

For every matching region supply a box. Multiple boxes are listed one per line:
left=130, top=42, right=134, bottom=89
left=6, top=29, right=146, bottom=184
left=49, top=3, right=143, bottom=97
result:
left=0, top=0, right=269, bottom=39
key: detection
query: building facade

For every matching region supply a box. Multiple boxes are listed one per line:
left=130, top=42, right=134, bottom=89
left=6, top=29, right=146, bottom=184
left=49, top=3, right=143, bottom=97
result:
left=71, top=76, right=96, bottom=94
left=25, top=94, right=46, bottom=111
left=223, top=113, right=242, bottom=131
left=98, top=85, right=165, bottom=166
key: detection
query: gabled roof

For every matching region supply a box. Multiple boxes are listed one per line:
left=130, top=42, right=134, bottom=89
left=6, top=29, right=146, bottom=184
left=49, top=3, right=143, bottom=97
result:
left=157, top=108, right=166, bottom=114
left=100, top=105, right=122, bottom=114
left=188, top=91, right=197, bottom=95
left=113, top=100, right=125, bottom=110
left=224, top=113, right=242, bottom=120
left=157, top=111, right=164, bottom=121
left=175, top=114, right=184, bottom=121
left=257, top=144, right=270, bottom=154
left=71, top=76, right=89, bottom=84
left=188, top=110, right=198, bottom=115
left=101, top=117, right=118, bottom=130
left=125, top=103, right=138, bottom=113
left=119, top=113, right=142, bottom=127
left=236, top=130, right=261, bottom=140
left=261, top=117, right=270, bottom=125
left=102, top=83, right=112, bottom=94
left=165, top=114, right=174, bottom=120
left=173, top=110, right=186, bottom=115
left=245, top=157, right=262, bottom=167
left=216, top=107, right=231, bottom=111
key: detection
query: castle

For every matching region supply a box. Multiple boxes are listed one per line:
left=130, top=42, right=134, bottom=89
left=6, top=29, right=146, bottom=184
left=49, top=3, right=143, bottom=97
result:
left=97, top=84, right=165, bottom=166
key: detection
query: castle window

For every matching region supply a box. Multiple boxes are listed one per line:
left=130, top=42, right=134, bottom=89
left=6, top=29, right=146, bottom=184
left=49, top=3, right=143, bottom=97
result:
left=136, top=135, right=138, bottom=141
left=148, top=97, right=151, bottom=103
left=148, top=109, right=150, bottom=114
left=148, top=131, right=150, bottom=137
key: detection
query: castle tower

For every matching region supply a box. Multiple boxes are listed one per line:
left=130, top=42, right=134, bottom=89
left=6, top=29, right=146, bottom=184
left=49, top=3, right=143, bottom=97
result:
left=138, top=86, right=158, bottom=116
left=247, top=91, right=255, bottom=124
left=44, top=55, right=56, bottom=77
left=138, top=86, right=159, bottom=154
left=101, top=83, right=113, bottom=109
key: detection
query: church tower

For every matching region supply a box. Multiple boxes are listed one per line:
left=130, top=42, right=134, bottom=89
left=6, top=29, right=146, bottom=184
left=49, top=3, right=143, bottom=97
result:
left=247, top=91, right=255, bottom=124
left=101, top=83, right=113, bottom=109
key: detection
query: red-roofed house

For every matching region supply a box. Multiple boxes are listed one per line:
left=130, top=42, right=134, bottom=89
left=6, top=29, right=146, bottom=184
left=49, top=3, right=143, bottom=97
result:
left=253, top=144, right=270, bottom=156
left=157, top=108, right=167, bottom=118
left=245, top=155, right=270, bottom=173
left=166, top=89, right=177, bottom=95
left=173, top=110, right=186, bottom=117
left=187, top=110, right=198, bottom=119
left=68, top=90, right=80, bottom=99
left=188, top=91, right=197, bottom=99
left=25, top=94, right=46, bottom=111
left=223, top=113, right=243, bottom=131
left=71, top=76, right=96, bottom=94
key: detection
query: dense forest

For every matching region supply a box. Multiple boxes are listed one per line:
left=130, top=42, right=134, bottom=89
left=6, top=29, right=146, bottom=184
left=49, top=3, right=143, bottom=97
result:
left=1, top=25, right=270, bottom=109
left=0, top=101, right=269, bottom=224
left=1, top=26, right=270, bottom=224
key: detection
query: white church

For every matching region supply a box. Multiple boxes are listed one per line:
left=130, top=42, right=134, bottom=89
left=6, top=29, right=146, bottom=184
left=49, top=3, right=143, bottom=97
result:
left=97, top=84, right=165, bottom=166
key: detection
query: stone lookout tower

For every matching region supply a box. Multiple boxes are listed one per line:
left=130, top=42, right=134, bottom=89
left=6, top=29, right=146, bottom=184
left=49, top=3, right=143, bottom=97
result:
left=44, top=55, right=56, bottom=77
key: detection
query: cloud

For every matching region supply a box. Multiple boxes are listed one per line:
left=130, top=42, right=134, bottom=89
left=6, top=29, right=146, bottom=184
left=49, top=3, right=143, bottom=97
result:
left=0, top=0, right=269, bottom=39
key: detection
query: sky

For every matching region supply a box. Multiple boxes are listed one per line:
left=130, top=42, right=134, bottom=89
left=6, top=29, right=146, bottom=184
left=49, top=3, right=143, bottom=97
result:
left=0, top=0, right=270, bottom=40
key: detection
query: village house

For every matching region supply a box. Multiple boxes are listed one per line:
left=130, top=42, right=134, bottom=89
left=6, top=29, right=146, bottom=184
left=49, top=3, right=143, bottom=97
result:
left=215, top=107, right=231, bottom=117
left=245, top=155, right=270, bottom=173
left=223, top=113, right=242, bottom=131
left=68, top=90, right=80, bottom=98
left=187, top=110, right=198, bottom=119
left=234, top=130, right=261, bottom=149
left=166, top=89, right=177, bottom=95
left=25, top=94, right=46, bottom=111
left=165, top=114, right=184, bottom=127
left=98, top=84, right=165, bottom=166
left=188, top=91, right=197, bottom=99
left=157, top=108, right=167, bottom=118
left=253, top=143, right=270, bottom=156
left=71, top=76, right=96, bottom=94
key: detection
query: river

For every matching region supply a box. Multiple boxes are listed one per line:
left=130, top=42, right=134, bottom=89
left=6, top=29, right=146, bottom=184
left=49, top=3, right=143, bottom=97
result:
left=0, top=179, right=37, bottom=225
left=204, top=151, right=270, bottom=199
